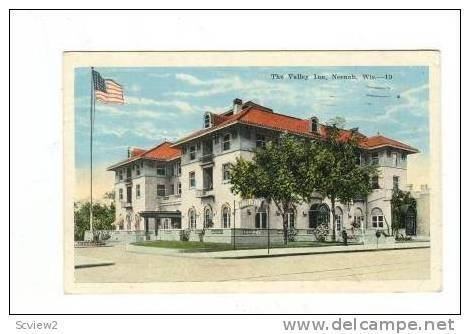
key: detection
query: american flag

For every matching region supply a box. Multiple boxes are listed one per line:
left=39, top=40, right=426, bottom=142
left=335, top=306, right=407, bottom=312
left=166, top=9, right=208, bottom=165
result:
left=92, top=70, right=125, bottom=104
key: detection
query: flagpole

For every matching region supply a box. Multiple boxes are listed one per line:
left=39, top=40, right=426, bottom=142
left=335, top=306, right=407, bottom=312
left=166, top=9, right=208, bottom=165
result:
left=89, top=67, right=95, bottom=234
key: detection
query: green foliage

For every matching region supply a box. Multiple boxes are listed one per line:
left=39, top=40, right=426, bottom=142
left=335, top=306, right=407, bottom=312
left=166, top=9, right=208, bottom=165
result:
left=230, top=125, right=378, bottom=243
left=300, top=124, right=379, bottom=239
left=74, top=201, right=115, bottom=241
left=230, top=134, right=307, bottom=244
left=391, top=189, right=417, bottom=235
left=313, top=223, right=329, bottom=242
left=180, top=229, right=191, bottom=242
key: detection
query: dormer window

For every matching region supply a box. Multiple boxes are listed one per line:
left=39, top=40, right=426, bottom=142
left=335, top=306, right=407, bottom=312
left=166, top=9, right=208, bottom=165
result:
left=310, top=117, right=319, bottom=133
left=204, top=112, right=212, bottom=128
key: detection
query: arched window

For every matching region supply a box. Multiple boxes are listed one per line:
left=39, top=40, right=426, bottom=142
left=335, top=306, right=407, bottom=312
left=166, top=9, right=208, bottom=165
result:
left=222, top=205, right=231, bottom=228
left=204, top=205, right=213, bottom=228
left=334, top=207, right=343, bottom=231
left=308, top=203, right=330, bottom=228
left=353, top=208, right=363, bottom=228
left=204, top=113, right=212, bottom=128
left=188, top=208, right=197, bottom=229
left=286, top=208, right=296, bottom=228
left=310, top=116, right=319, bottom=133
left=371, top=207, right=384, bottom=228
left=255, top=201, right=268, bottom=229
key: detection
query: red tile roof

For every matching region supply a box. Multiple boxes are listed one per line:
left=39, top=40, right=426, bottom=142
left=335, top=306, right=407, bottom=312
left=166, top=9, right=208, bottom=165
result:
left=129, top=147, right=146, bottom=157
left=362, top=135, right=419, bottom=152
left=107, top=141, right=181, bottom=170
left=175, top=103, right=418, bottom=153
left=141, top=141, right=181, bottom=160
left=108, top=101, right=418, bottom=171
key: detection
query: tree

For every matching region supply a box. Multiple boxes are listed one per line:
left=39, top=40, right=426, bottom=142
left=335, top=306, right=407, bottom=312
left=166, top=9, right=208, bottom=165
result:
left=230, top=134, right=306, bottom=245
left=391, top=189, right=417, bottom=236
left=74, top=201, right=115, bottom=240
left=103, top=190, right=115, bottom=201
left=301, top=120, right=378, bottom=241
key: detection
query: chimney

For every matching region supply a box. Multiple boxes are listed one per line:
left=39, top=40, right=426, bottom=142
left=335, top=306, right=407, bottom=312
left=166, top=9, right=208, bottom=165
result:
left=127, top=146, right=132, bottom=158
left=233, top=98, right=243, bottom=114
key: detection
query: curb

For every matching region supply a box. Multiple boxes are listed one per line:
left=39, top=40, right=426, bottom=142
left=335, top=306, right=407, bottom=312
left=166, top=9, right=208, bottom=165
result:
left=219, top=245, right=431, bottom=259
left=125, top=242, right=430, bottom=259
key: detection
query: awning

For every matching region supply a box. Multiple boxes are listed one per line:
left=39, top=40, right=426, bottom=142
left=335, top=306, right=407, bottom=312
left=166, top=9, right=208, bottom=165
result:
left=139, top=211, right=182, bottom=219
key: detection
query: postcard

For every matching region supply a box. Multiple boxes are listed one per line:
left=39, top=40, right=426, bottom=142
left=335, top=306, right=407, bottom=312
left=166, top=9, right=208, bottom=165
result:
left=63, top=51, right=440, bottom=293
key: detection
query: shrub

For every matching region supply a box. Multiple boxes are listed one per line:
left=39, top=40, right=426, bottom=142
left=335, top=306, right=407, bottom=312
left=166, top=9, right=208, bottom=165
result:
left=288, top=226, right=298, bottom=242
left=181, top=229, right=191, bottom=242
left=313, top=223, right=329, bottom=242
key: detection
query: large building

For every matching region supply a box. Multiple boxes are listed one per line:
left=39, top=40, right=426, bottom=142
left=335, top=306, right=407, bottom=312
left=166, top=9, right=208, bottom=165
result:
left=105, top=98, right=423, bottom=244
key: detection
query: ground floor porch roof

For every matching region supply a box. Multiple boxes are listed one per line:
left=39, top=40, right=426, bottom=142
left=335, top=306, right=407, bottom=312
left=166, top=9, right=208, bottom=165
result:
left=139, top=210, right=181, bottom=219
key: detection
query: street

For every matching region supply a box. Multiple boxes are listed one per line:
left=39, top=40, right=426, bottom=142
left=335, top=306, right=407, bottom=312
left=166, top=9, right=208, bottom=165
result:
left=74, top=245, right=430, bottom=283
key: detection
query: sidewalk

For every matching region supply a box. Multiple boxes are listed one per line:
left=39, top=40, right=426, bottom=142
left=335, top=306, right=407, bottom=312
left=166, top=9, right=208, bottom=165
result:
left=75, top=255, right=115, bottom=269
left=126, top=241, right=430, bottom=259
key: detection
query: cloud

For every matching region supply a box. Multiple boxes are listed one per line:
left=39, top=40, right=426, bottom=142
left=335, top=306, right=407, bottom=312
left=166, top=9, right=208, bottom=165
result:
left=125, top=96, right=198, bottom=113
left=129, top=84, right=141, bottom=93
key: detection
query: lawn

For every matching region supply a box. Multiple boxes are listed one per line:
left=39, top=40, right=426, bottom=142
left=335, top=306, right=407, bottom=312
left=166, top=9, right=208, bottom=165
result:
left=132, top=240, right=350, bottom=253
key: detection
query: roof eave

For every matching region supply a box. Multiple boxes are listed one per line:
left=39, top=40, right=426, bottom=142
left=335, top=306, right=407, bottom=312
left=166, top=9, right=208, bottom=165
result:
left=171, top=121, right=238, bottom=147
left=364, top=144, right=419, bottom=154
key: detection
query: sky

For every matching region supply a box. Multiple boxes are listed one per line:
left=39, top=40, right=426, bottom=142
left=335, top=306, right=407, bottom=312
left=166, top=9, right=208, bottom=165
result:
left=74, top=66, right=429, bottom=200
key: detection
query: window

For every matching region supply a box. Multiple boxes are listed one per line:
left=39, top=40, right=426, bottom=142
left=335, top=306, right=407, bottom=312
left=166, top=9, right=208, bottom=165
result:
left=308, top=204, right=330, bottom=229
left=353, top=208, right=363, bottom=228
left=386, top=149, right=391, bottom=157
left=371, top=175, right=380, bottom=189
left=222, top=163, right=231, bottom=182
left=119, top=188, right=123, bottom=200
left=371, top=152, right=379, bottom=165
left=204, top=113, right=211, bottom=128
left=393, top=176, right=399, bottom=191
left=355, top=153, right=362, bottom=165
left=118, top=170, right=123, bottom=181
left=256, top=134, right=266, bottom=148
left=189, top=209, right=197, bottom=229
left=174, top=162, right=181, bottom=176
left=255, top=211, right=268, bottom=229
left=161, top=218, right=171, bottom=230
left=178, top=182, right=182, bottom=195
left=204, top=206, right=213, bottom=228
left=401, top=153, right=407, bottom=161
left=126, top=167, right=132, bottom=179
left=310, top=117, right=318, bottom=133
left=169, top=184, right=175, bottom=195
left=255, top=202, right=268, bottom=229
left=156, top=164, right=166, bottom=176
left=286, top=209, right=295, bottom=229
left=157, top=184, right=166, bottom=197
left=189, top=171, right=196, bottom=188
left=222, top=205, right=231, bottom=228
left=136, top=164, right=141, bottom=176
left=136, top=184, right=141, bottom=198
left=392, top=152, right=398, bottom=167
left=222, top=133, right=231, bottom=151
left=189, top=145, right=196, bottom=160
left=371, top=207, right=384, bottom=228
left=335, top=207, right=343, bottom=231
